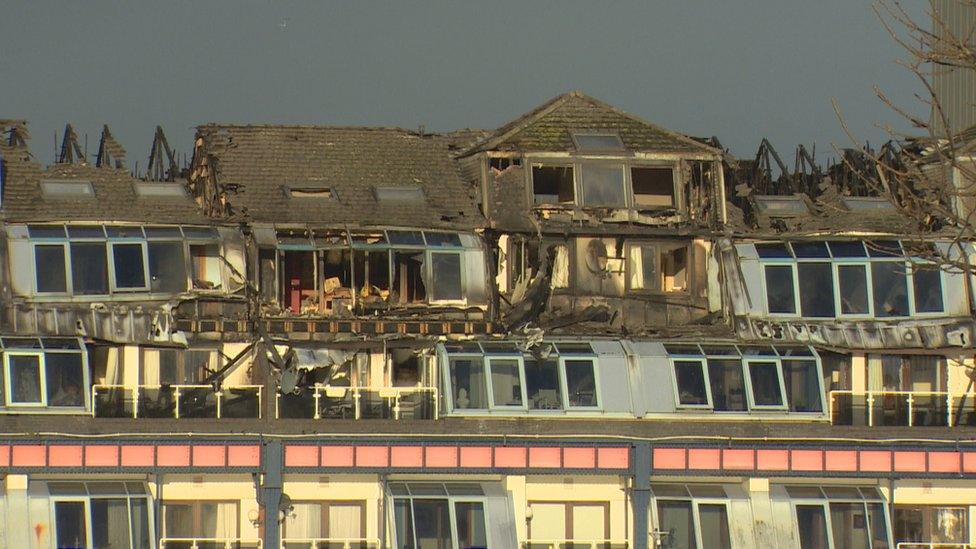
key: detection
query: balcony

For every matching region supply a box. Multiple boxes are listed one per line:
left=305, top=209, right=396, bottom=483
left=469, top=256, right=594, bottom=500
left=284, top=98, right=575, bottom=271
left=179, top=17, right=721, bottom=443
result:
left=93, top=384, right=263, bottom=419
left=281, top=538, right=380, bottom=549
left=523, top=540, right=629, bottom=549
left=829, top=390, right=976, bottom=427
left=159, top=539, right=262, bottom=549
left=276, top=386, right=438, bottom=420
left=896, top=544, right=974, bottom=549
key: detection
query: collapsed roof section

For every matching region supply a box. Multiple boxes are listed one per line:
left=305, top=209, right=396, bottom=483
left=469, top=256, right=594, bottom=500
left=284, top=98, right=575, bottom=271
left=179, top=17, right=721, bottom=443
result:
left=187, top=124, right=486, bottom=229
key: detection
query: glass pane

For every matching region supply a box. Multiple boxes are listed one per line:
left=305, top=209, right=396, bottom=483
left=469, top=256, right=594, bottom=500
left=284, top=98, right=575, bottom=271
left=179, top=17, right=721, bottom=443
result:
left=130, top=498, right=152, bottom=549
left=656, top=500, right=696, bottom=549
left=29, top=224, right=67, bottom=238
left=394, top=500, right=415, bottom=549
left=674, top=360, right=708, bottom=406
left=912, top=266, right=944, bottom=313
left=867, top=503, right=891, bottom=549
left=425, top=233, right=462, bottom=247
left=798, top=262, right=835, bottom=317
left=525, top=357, right=562, bottom=410
left=430, top=253, right=462, bottom=301
left=838, top=264, right=870, bottom=315
left=328, top=503, right=363, bottom=539
left=828, top=241, right=867, bottom=258
left=112, top=243, right=147, bottom=289
left=164, top=503, right=194, bottom=538
left=190, top=244, right=222, bottom=290
left=748, top=361, right=784, bottom=407
left=91, top=498, right=131, bottom=549
left=148, top=242, right=187, bottom=293
left=388, top=230, right=425, bottom=246
left=489, top=359, right=523, bottom=407
left=565, top=359, right=598, bottom=407
left=706, top=359, right=746, bottom=412
left=830, top=502, right=871, bottom=549
left=698, top=504, right=732, bottom=549
left=574, top=133, right=624, bottom=150
left=55, top=500, right=89, bottom=549
left=413, top=499, right=452, bottom=549
left=46, top=353, right=85, bottom=407
left=782, top=360, right=823, bottom=413
left=867, top=240, right=903, bottom=258
left=284, top=503, right=322, bottom=539
left=8, top=354, right=43, bottom=403
left=581, top=163, right=626, bottom=207
left=35, top=245, right=68, bottom=293
left=755, top=243, right=792, bottom=258
left=872, top=262, right=909, bottom=317
left=791, top=242, right=830, bottom=258
left=796, top=505, right=829, bottom=549
left=449, top=358, right=488, bottom=410
left=764, top=265, right=796, bottom=314
left=454, top=502, right=487, bottom=549
left=70, top=243, right=109, bottom=295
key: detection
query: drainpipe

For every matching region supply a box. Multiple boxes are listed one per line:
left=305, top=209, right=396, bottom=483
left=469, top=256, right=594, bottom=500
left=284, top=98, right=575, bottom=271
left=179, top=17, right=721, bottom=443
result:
left=633, top=442, right=652, bottom=549
left=260, top=440, right=284, bottom=549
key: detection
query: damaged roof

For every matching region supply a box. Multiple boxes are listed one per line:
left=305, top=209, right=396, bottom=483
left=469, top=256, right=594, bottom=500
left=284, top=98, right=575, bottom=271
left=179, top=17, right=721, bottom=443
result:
left=461, top=91, right=721, bottom=156
left=193, top=124, right=485, bottom=229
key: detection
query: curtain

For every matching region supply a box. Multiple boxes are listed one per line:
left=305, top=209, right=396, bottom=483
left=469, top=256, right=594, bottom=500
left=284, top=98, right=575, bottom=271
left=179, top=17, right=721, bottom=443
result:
left=629, top=246, right=643, bottom=289
left=285, top=503, right=322, bottom=539
left=551, top=246, right=569, bottom=288
left=328, top=504, right=363, bottom=539
left=213, top=502, right=238, bottom=539
left=867, top=356, right=884, bottom=392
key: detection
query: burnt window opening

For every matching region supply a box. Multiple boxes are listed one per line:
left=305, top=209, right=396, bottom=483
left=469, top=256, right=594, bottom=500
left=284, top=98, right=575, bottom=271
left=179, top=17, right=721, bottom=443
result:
left=391, top=349, right=422, bottom=387
left=140, top=348, right=216, bottom=385
left=580, top=163, right=627, bottom=208
left=508, top=237, right=540, bottom=289
left=321, top=248, right=354, bottom=313
left=631, top=167, right=677, bottom=209
left=393, top=251, right=426, bottom=304
left=532, top=166, right=575, bottom=205
left=629, top=243, right=688, bottom=292
left=489, top=157, right=522, bottom=171
left=189, top=244, right=222, bottom=290
left=280, top=251, right=316, bottom=314
left=353, top=249, right=391, bottom=302
left=285, top=186, right=337, bottom=200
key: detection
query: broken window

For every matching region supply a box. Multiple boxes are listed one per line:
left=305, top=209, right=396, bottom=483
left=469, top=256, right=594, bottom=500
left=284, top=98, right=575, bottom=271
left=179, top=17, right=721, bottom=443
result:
left=147, top=242, right=186, bottom=293
left=508, top=236, right=540, bottom=289
left=706, top=359, right=746, bottom=412
left=764, top=264, right=796, bottom=314
left=550, top=244, right=570, bottom=289
left=580, top=163, right=626, bottom=207
left=280, top=250, right=315, bottom=314
left=673, top=359, right=709, bottom=407
left=524, top=356, right=562, bottom=410
left=797, top=262, right=835, bottom=317
left=34, top=244, right=68, bottom=293
left=189, top=243, right=222, bottom=290
left=285, top=185, right=337, bottom=199
left=631, top=167, right=676, bottom=208
left=321, top=248, right=353, bottom=311
left=70, top=242, right=109, bottom=295
left=393, top=251, right=426, bottom=304
left=448, top=357, right=488, bottom=410
left=746, top=360, right=786, bottom=409
left=532, top=165, right=575, bottom=205
left=110, top=243, right=148, bottom=291
left=629, top=243, right=688, bottom=292
left=353, top=249, right=391, bottom=302
left=429, top=252, right=462, bottom=301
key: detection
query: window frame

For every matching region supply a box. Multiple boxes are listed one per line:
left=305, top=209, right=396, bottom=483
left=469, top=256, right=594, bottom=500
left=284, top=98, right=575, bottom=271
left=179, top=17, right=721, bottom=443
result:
left=788, top=488, right=892, bottom=549
left=559, top=355, right=602, bottom=410
left=426, top=249, right=466, bottom=305
left=743, top=358, right=789, bottom=411
left=32, top=242, right=71, bottom=295
left=161, top=499, right=240, bottom=541
left=630, top=165, right=680, bottom=210
left=650, top=486, right=733, bottom=549
left=833, top=261, right=874, bottom=319
left=485, top=355, right=528, bottom=411
left=4, top=351, right=47, bottom=407
left=760, top=261, right=800, bottom=317
left=578, top=160, right=629, bottom=208
left=2, top=342, right=90, bottom=411
left=670, top=357, right=713, bottom=410
left=390, top=493, right=491, bottom=549
left=626, top=241, right=692, bottom=294
left=526, top=158, right=683, bottom=211
left=49, top=483, right=153, bottom=549
left=108, top=240, right=151, bottom=292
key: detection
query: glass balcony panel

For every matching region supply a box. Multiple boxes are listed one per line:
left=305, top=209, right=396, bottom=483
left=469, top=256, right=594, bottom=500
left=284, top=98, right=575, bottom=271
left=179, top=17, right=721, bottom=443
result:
left=138, top=386, right=176, bottom=418
left=318, top=391, right=356, bottom=419
left=221, top=387, right=261, bottom=419
left=179, top=387, right=219, bottom=418
left=93, top=386, right=134, bottom=418
left=279, top=387, right=316, bottom=419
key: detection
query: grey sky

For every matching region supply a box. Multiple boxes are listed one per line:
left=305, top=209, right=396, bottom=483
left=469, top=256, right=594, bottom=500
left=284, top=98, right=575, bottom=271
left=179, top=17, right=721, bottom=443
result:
left=0, top=1, right=924, bottom=172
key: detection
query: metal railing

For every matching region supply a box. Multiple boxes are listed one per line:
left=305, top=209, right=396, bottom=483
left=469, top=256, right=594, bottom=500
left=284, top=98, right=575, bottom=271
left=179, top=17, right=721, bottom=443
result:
left=896, top=543, right=974, bottom=549
left=523, top=540, right=629, bottom=549
left=276, top=385, right=438, bottom=420
left=281, top=538, right=380, bottom=549
left=93, top=384, right=263, bottom=419
left=159, top=538, right=262, bottom=549
left=828, top=390, right=976, bottom=427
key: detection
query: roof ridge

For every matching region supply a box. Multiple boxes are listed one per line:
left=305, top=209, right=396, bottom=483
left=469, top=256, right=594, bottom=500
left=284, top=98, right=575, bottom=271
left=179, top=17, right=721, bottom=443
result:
left=196, top=123, right=442, bottom=135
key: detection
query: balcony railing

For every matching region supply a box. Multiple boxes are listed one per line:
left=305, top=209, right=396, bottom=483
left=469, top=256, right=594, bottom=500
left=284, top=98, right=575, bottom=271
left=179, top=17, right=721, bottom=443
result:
left=829, top=390, right=976, bottom=427
left=159, top=539, right=262, bottom=549
left=896, top=543, right=974, bottom=549
left=523, top=540, right=629, bottom=549
left=276, top=385, right=438, bottom=420
left=281, top=538, right=380, bottom=549
left=93, top=384, right=263, bottom=419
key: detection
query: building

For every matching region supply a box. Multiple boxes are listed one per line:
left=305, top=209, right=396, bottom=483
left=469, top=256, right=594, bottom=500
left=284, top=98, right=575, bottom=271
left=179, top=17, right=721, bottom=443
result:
left=0, top=92, right=973, bottom=549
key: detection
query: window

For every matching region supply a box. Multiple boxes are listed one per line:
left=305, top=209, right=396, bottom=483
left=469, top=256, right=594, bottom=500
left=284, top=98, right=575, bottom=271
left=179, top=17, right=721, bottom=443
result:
left=652, top=485, right=732, bottom=549
left=189, top=243, right=222, bottom=290
left=764, top=264, right=797, bottom=314
left=41, top=179, right=94, bottom=199
left=837, top=264, right=870, bottom=315
left=894, top=505, right=968, bottom=546
left=391, top=484, right=488, bottom=549
left=110, top=242, right=149, bottom=291
left=35, top=244, right=68, bottom=293
left=148, top=241, right=187, bottom=293
left=448, top=357, right=488, bottom=410
left=580, top=163, right=627, bottom=207
left=50, top=482, right=151, bottom=549
left=141, top=348, right=215, bottom=385
left=753, top=195, right=809, bottom=216
left=525, top=356, right=562, bottom=410
left=629, top=243, right=689, bottom=293
left=745, top=359, right=787, bottom=409
left=162, top=501, right=238, bottom=542
left=782, top=359, right=824, bottom=413
left=133, top=182, right=188, bottom=199
left=71, top=242, right=109, bottom=295
left=285, top=185, right=336, bottom=199
left=787, top=486, right=891, bottom=549
left=674, top=360, right=710, bottom=407
left=564, top=359, right=598, bottom=407
left=3, top=341, right=87, bottom=409
left=912, top=264, right=944, bottom=313
left=430, top=252, right=462, bottom=301
left=871, top=261, right=909, bottom=317
left=375, top=186, right=424, bottom=202
left=706, top=359, right=746, bottom=412
left=571, top=132, right=625, bottom=151
left=842, top=196, right=895, bottom=212
left=283, top=501, right=365, bottom=545
left=798, top=262, right=835, bottom=317
left=631, top=167, right=676, bottom=208
left=532, top=166, right=575, bottom=205
left=488, top=358, right=524, bottom=408
left=527, top=501, right=610, bottom=544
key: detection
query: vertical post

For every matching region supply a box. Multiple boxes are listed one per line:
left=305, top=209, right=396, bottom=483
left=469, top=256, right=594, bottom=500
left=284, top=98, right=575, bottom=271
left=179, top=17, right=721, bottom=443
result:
left=633, top=443, right=651, bottom=549
left=261, top=440, right=284, bottom=549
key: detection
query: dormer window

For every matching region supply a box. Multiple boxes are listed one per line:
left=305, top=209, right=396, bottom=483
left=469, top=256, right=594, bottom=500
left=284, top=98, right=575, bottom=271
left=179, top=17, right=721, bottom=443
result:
left=285, top=185, right=336, bottom=199
left=532, top=165, right=574, bottom=204
left=40, top=179, right=94, bottom=199
left=571, top=132, right=625, bottom=152
left=753, top=194, right=810, bottom=216
left=631, top=167, right=677, bottom=208
left=374, top=185, right=424, bottom=202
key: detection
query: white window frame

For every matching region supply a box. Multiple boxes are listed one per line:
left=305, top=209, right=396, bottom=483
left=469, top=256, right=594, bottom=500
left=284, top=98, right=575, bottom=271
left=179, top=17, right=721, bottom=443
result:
left=743, top=358, right=788, bottom=411
left=909, top=260, right=947, bottom=316
left=789, top=494, right=892, bottom=549
left=108, top=241, right=150, bottom=292
left=670, top=358, right=713, bottom=410
left=4, top=351, right=47, bottom=407
left=761, top=262, right=800, bottom=317
left=426, top=250, right=466, bottom=305
left=559, top=355, right=602, bottom=410
left=651, top=490, right=732, bottom=549
left=391, top=496, right=491, bottom=549
left=32, top=242, right=71, bottom=296
left=833, top=260, right=874, bottom=319
left=443, top=353, right=489, bottom=414
left=485, top=355, right=528, bottom=411
left=50, top=490, right=153, bottom=549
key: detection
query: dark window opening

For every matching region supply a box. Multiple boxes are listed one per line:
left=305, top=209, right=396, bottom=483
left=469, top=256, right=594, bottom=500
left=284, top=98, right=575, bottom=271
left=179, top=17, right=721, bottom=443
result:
left=281, top=251, right=316, bottom=314
left=532, top=166, right=575, bottom=205
left=71, top=242, right=109, bottom=295
left=631, top=167, right=676, bottom=208
left=798, top=262, right=835, bottom=317
left=707, top=359, right=746, bottom=412
left=147, top=241, right=186, bottom=293
left=321, top=248, right=353, bottom=313
left=35, top=244, right=67, bottom=293
left=354, top=249, right=391, bottom=303
left=392, top=349, right=421, bottom=387
left=393, top=251, right=426, bottom=304
left=111, top=243, right=147, bottom=290
left=524, top=356, right=561, bottom=410
left=872, top=262, right=909, bottom=317
left=764, top=264, right=796, bottom=314
left=430, top=252, right=462, bottom=301
left=674, top=360, right=708, bottom=406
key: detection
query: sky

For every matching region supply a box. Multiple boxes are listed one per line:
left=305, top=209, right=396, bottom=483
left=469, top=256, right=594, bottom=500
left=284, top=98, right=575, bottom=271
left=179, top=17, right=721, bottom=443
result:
left=0, top=1, right=926, bottom=173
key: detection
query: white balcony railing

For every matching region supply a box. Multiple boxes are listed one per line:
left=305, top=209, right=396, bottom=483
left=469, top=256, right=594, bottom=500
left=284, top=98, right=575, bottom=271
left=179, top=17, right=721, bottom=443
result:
left=281, top=538, right=380, bottom=549
left=159, top=538, right=262, bottom=549
left=828, top=390, right=976, bottom=427
left=276, top=385, right=438, bottom=420
left=523, top=540, right=629, bottom=549
left=93, top=384, right=263, bottom=419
